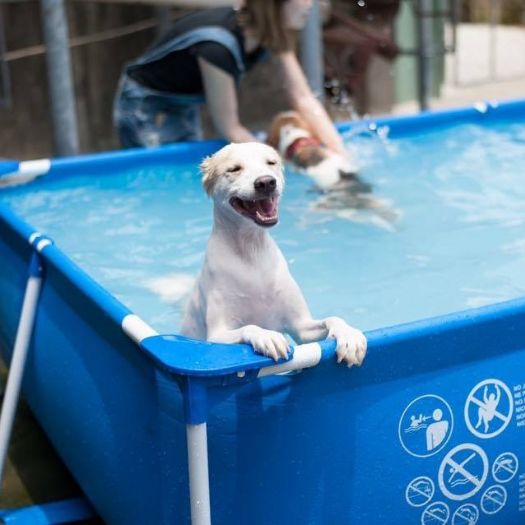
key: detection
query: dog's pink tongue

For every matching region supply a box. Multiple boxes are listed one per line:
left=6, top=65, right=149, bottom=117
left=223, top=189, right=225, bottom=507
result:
left=256, top=198, right=276, bottom=216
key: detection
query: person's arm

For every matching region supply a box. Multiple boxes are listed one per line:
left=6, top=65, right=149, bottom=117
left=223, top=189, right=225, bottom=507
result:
left=276, top=51, right=346, bottom=155
left=198, top=56, right=256, bottom=143
left=133, top=0, right=232, bottom=7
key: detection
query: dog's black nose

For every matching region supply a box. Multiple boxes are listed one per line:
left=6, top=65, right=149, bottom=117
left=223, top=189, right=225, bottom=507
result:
left=254, top=176, right=277, bottom=194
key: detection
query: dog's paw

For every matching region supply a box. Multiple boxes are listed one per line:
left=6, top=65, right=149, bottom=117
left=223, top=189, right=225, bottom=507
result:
left=327, top=318, right=367, bottom=368
left=243, top=326, right=290, bottom=362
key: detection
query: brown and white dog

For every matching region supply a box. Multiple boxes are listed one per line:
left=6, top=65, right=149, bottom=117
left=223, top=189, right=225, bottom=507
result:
left=267, top=111, right=366, bottom=191
left=267, top=111, right=399, bottom=229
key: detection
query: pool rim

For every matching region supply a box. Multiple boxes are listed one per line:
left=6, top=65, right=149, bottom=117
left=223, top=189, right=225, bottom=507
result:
left=1, top=97, right=525, bottom=380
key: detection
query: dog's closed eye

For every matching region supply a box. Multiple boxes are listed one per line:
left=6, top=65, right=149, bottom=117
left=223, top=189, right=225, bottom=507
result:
left=267, top=159, right=278, bottom=166
left=226, top=164, right=242, bottom=173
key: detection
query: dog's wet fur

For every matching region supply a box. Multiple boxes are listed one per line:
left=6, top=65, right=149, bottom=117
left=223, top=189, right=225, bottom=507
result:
left=180, top=142, right=367, bottom=367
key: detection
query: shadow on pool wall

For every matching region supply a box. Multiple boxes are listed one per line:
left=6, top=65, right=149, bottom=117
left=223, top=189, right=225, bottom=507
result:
left=0, top=101, right=525, bottom=524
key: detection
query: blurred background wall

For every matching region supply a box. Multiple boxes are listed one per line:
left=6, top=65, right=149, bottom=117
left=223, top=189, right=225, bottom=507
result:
left=0, top=0, right=524, bottom=159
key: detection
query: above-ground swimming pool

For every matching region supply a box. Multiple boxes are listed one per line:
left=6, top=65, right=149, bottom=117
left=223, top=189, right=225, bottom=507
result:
left=0, top=100, right=525, bottom=524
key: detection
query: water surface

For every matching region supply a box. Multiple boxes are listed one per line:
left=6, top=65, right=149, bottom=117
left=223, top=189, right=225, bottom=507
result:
left=2, top=121, right=525, bottom=333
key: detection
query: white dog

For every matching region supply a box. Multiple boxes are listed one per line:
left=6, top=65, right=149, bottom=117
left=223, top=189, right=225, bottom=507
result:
left=180, top=142, right=367, bottom=367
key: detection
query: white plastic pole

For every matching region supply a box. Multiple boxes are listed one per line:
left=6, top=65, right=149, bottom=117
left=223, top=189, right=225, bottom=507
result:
left=257, top=342, right=322, bottom=377
left=0, top=260, right=43, bottom=482
left=186, top=423, right=211, bottom=525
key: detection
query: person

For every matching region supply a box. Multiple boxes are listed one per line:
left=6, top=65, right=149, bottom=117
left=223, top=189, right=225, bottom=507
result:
left=113, top=0, right=347, bottom=155
left=425, top=408, right=448, bottom=451
left=323, top=1, right=399, bottom=106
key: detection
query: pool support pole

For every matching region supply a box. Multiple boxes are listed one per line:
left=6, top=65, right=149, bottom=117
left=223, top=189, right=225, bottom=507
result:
left=0, top=252, right=44, bottom=484
left=40, top=0, right=79, bottom=156
left=416, top=0, right=433, bottom=111
left=123, top=316, right=214, bottom=525
left=186, top=423, right=212, bottom=525
left=180, top=341, right=327, bottom=525
left=300, top=0, right=324, bottom=101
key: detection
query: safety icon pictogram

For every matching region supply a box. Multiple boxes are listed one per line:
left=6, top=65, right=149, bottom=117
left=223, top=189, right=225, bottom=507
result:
left=452, top=503, right=479, bottom=525
left=438, top=443, right=489, bottom=501
left=399, top=394, right=453, bottom=458
left=464, top=379, right=513, bottom=439
left=421, top=502, right=450, bottom=525
left=492, top=452, right=518, bottom=484
left=406, top=476, right=435, bottom=508
left=480, top=485, right=507, bottom=515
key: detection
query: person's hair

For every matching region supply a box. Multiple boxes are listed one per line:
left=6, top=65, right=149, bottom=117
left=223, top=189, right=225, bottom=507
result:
left=237, top=0, right=295, bottom=53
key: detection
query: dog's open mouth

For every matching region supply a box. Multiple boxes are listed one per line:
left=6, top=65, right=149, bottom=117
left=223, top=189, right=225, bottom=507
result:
left=229, top=196, right=279, bottom=227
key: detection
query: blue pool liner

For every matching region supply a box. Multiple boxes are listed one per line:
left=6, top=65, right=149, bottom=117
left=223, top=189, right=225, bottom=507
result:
left=0, top=98, right=524, bottom=524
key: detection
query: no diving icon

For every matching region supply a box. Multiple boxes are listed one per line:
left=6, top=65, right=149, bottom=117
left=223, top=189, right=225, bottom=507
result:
left=464, top=379, right=513, bottom=439
left=438, top=444, right=488, bottom=501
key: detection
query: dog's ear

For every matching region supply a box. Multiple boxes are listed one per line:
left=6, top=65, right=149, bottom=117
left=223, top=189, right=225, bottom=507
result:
left=266, top=117, right=281, bottom=149
left=267, top=111, right=303, bottom=149
left=200, top=155, right=218, bottom=196
left=267, top=111, right=315, bottom=150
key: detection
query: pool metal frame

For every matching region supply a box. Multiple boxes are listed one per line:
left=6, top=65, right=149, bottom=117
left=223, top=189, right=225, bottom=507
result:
left=1, top=98, right=525, bottom=524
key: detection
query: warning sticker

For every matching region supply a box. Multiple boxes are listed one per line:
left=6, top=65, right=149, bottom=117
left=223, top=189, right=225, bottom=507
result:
left=464, top=379, right=513, bottom=439
left=399, top=395, right=454, bottom=458
left=452, top=503, right=479, bottom=525
left=421, top=501, right=450, bottom=525
left=492, top=452, right=519, bottom=484
left=438, top=443, right=489, bottom=501
left=406, top=476, right=435, bottom=508
left=480, top=484, right=507, bottom=515
left=401, top=378, right=523, bottom=522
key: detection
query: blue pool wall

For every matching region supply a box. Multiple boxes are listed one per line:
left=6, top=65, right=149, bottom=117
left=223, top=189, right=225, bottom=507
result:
left=0, top=99, right=525, bottom=524
left=0, top=207, right=191, bottom=523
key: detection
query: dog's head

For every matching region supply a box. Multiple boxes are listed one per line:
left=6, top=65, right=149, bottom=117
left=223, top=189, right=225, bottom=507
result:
left=267, top=111, right=314, bottom=156
left=200, top=142, right=284, bottom=228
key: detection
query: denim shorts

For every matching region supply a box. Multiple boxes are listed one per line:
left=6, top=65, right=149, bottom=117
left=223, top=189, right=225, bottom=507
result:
left=113, top=76, right=204, bottom=148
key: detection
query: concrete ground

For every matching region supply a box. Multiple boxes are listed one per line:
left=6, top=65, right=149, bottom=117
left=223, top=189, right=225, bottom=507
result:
left=393, top=23, right=525, bottom=115
left=393, top=75, right=525, bottom=115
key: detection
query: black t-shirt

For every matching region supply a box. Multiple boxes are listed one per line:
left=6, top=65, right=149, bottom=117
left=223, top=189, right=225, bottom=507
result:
left=127, top=8, right=266, bottom=94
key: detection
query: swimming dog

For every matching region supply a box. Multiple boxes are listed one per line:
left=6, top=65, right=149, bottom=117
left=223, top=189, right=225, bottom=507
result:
left=267, top=111, right=364, bottom=191
left=180, top=142, right=367, bottom=366
left=267, top=111, right=399, bottom=229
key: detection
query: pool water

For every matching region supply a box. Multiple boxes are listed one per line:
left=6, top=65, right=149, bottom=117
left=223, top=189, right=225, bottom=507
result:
left=2, top=121, right=525, bottom=333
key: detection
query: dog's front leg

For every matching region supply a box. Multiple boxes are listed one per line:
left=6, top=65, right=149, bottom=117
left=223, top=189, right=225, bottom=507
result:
left=207, top=325, right=291, bottom=362
left=324, top=317, right=367, bottom=367
left=289, top=317, right=367, bottom=368
left=282, top=279, right=367, bottom=367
